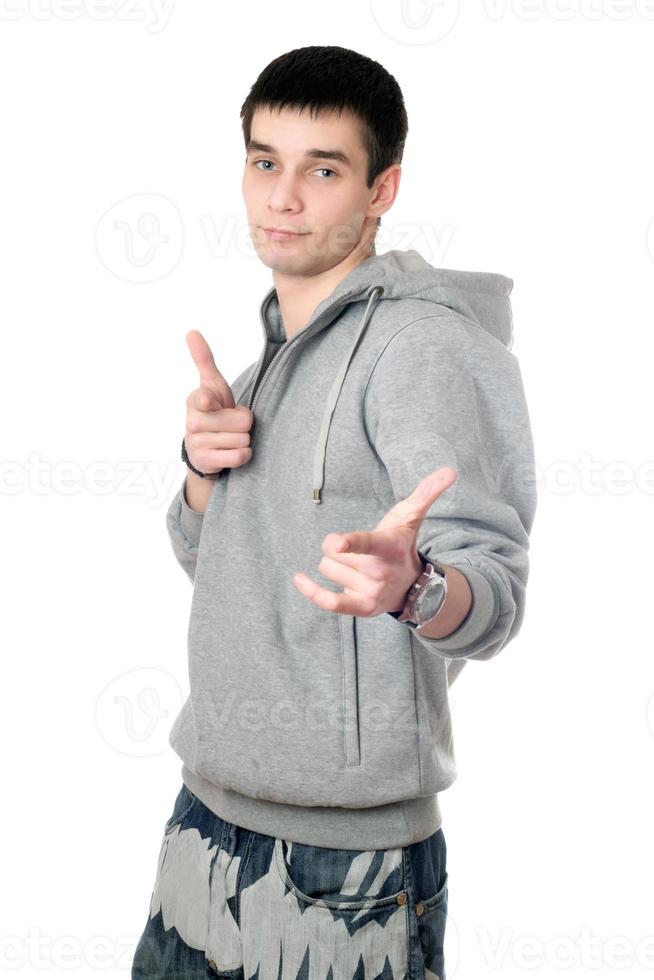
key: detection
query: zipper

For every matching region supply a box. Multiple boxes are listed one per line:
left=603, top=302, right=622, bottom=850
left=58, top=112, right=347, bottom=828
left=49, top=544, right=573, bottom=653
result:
left=248, top=342, right=287, bottom=412
left=247, top=285, right=362, bottom=414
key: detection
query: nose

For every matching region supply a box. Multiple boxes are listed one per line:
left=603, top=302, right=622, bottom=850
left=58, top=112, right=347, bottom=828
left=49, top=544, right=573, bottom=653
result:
left=266, top=171, right=303, bottom=215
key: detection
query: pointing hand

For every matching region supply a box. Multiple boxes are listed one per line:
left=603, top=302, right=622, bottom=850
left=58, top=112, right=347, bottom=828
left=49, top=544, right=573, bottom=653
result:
left=292, top=467, right=458, bottom=616
left=184, top=330, right=254, bottom=475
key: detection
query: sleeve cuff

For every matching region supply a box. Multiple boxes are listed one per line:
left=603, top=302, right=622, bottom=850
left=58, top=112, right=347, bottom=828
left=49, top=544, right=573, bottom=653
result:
left=179, top=477, right=205, bottom=542
left=410, top=564, right=500, bottom=652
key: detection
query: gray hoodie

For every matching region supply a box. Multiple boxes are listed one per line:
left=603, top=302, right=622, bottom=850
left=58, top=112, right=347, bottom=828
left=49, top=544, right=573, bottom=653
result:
left=165, top=248, right=537, bottom=850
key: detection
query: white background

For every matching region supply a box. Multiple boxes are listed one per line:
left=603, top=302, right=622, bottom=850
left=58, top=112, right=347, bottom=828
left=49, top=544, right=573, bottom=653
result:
left=2, top=1, right=653, bottom=978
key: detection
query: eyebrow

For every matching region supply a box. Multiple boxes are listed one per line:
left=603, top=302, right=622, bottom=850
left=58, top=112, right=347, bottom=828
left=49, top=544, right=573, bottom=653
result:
left=246, top=141, right=352, bottom=167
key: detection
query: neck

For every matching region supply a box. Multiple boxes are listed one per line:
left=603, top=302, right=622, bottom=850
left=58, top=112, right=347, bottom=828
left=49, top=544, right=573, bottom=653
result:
left=274, top=236, right=377, bottom=341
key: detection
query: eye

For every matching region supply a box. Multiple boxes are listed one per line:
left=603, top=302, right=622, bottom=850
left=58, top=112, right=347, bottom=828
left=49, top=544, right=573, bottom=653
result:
left=252, top=160, right=337, bottom=179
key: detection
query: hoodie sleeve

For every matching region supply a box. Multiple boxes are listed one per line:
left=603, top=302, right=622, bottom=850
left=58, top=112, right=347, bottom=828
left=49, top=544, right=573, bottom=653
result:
left=363, top=314, right=537, bottom=662
left=165, top=477, right=207, bottom=585
left=165, top=360, right=258, bottom=585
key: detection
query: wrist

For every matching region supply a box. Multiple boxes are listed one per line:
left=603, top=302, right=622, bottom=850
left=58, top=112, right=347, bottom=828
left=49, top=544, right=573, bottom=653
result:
left=415, top=564, right=473, bottom=640
left=183, top=472, right=213, bottom=514
left=388, top=552, right=428, bottom=617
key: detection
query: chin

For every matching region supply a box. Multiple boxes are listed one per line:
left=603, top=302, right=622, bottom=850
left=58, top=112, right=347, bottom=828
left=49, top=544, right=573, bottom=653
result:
left=253, top=242, right=320, bottom=273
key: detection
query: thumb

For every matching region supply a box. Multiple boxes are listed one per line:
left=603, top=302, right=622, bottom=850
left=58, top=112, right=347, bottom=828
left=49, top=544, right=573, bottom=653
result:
left=377, top=466, right=458, bottom=532
left=185, top=330, right=235, bottom=409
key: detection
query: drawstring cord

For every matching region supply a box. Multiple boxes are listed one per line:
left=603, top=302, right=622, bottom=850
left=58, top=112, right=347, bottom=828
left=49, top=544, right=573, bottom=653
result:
left=311, top=285, right=384, bottom=504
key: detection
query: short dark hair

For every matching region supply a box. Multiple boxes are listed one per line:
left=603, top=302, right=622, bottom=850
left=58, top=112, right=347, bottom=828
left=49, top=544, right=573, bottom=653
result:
left=240, top=45, right=408, bottom=191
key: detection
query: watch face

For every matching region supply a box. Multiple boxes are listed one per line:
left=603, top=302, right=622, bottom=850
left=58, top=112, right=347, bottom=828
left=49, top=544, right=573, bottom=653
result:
left=415, top=580, right=446, bottom=624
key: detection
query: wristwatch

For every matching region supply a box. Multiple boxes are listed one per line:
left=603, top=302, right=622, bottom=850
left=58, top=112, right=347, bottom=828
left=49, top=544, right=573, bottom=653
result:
left=389, top=553, right=448, bottom=632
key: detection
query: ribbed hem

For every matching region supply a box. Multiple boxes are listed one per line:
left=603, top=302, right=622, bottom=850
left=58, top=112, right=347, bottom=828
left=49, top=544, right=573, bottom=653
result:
left=179, top=477, right=205, bottom=542
left=180, top=764, right=442, bottom=850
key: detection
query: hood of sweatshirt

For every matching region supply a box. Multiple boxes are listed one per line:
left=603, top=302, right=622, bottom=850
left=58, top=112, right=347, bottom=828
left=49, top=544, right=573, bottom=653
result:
left=254, top=249, right=515, bottom=504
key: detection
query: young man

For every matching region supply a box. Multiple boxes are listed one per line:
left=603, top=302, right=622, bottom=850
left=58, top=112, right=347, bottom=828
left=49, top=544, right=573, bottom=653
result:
left=132, top=46, right=536, bottom=980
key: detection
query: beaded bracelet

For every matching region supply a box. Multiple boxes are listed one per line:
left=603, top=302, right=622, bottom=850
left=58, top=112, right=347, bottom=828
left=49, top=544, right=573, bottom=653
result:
left=180, top=436, right=222, bottom=479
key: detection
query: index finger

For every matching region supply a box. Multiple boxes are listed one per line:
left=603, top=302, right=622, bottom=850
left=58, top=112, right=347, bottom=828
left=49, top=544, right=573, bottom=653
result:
left=185, top=330, right=234, bottom=408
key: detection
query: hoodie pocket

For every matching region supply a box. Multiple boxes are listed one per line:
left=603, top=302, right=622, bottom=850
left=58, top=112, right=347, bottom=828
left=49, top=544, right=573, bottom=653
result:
left=338, top=613, right=361, bottom=767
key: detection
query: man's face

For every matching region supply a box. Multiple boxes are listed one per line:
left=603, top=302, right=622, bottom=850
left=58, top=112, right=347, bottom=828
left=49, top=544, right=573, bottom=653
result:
left=242, top=106, right=386, bottom=277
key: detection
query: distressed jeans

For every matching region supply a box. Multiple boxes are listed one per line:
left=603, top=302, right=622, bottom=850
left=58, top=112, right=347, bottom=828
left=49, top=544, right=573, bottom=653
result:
left=132, top=782, right=448, bottom=980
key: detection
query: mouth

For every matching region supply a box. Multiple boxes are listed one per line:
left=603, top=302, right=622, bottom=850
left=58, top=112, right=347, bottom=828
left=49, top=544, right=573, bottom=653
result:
left=261, top=227, right=309, bottom=241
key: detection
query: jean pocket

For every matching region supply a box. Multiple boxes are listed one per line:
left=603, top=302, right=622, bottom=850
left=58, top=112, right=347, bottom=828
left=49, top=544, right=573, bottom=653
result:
left=416, top=871, right=448, bottom=979
left=163, top=783, right=197, bottom=836
left=274, top=837, right=407, bottom=911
